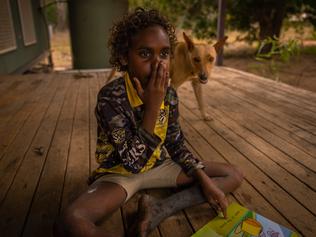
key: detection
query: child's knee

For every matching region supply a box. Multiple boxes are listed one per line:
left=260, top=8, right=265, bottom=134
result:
left=53, top=207, right=85, bottom=237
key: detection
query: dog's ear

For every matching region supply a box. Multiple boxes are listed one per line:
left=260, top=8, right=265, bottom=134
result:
left=213, top=36, right=228, bottom=54
left=183, top=32, right=195, bottom=52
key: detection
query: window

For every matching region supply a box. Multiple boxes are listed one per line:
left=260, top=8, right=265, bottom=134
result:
left=18, top=0, right=37, bottom=46
left=0, top=0, right=17, bottom=54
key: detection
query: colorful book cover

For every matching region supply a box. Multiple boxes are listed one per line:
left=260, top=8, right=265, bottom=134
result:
left=192, top=202, right=300, bottom=237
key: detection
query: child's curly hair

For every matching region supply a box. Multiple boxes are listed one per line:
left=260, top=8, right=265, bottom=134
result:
left=108, top=7, right=177, bottom=71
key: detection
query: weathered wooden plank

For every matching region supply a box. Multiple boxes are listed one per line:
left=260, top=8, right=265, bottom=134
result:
left=219, top=75, right=316, bottom=125
left=188, top=82, right=316, bottom=172
left=217, top=78, right=316, bottom=131
left=203, top=80, right=316, bottom=158
left=0, top=76, right=59, bottom=203
left=0, top=75, right=55, bottom=158
left=207, top=80, right=316, bottom=145
left=217, top=68, right=316, bottom=112
left=249, top=116, right=316, bottom=158
left=0, top=75, right=23, bottom=95
left=0, top=75, right=37, bottom=103
left=22, top=77, right=80, bottom=237
left=0, top=76, right=50, bottom=121
left=60, top=77, right=90, bottom=210
left=208, top=85, right=316, bottom=168
left=194, top=86, right=316, bottom=190
left=0, top=76, right=71, bottom=237
left=178, top=102, right=314, bottom=236
left=227, top=74, right=316, bottom=113
left=219, top=67, right=316, bottom=104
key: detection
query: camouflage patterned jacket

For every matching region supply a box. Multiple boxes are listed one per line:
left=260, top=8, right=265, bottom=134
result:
left=89, top=75, right=201, bottom=184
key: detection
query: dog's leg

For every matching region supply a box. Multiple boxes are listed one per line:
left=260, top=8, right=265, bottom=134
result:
left=191, top=80, right=212, bottom=121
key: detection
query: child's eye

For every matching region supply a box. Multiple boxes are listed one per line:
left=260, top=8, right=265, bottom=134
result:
left=160, top=50, right=170, bottom=59
left=139, top=50, right=151, bottom=58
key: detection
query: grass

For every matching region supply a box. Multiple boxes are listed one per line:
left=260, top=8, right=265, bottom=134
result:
left=301, top=45, right=316, bottom=55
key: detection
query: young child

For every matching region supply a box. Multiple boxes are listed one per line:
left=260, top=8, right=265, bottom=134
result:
left=54, top=8, right=243, bottom=237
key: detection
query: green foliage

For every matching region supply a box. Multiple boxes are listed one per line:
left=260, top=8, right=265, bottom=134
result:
left=227, top=0, right=257, bottom=31
left=44, top=4, right=57, bottom=26
left=129, top=0, right=186, bottom=26
left=287, top=0, right=316, bottom=27
left=128, top=0, right=316, bottom=42
left=229, top=0, right=316, bottom=40
left=256, top=37, right=301, bottom=62
left=313, top=31, right=316, bottom=40
left=129, top=0, right=218, bottom=39
left=255, top=37, right=301, bottom=80
left=182, top=1, right=218, bottom=39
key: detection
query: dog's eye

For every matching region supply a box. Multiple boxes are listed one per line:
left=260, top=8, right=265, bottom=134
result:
left=193, top=57, right=201, bottom=63
left=208, top=56, right=214, bottom=62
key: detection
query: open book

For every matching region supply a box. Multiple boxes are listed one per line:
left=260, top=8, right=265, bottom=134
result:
left=192, top=202, right=300, bottom=237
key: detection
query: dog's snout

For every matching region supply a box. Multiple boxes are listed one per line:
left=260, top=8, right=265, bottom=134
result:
left=199, top=72, right=208, bottom=81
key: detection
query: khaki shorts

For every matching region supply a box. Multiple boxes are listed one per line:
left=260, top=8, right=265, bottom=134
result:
left=93, top=159, right=182, bottom=201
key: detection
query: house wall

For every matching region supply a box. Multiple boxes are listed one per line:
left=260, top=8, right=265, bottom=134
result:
left=0, top=0, right=50, bottom=74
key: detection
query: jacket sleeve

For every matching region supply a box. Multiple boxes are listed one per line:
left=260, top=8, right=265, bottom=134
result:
left=96, top=96, right=161, bottom=173
left=163, top=89, right=204, bottom=175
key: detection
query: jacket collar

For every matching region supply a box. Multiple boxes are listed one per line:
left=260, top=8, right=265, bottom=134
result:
left=124, top=72, right=143, bottom=108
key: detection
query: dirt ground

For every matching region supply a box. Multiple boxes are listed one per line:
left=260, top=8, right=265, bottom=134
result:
left=223, top=40, right=316, bottom=92
left=48, top=31, right=316, bottom=93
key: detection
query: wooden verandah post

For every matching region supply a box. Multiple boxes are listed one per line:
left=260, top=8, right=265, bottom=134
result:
left=216, top=0, right=226, bottom=66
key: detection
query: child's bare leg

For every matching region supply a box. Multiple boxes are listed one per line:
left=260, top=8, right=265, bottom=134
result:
left=53, top=182, right=127, bottom=237
left=177, top=161, right=244, bottom=194
left=136, top=161, right=243, bottom=237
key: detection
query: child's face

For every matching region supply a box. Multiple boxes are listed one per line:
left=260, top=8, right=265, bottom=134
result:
left=126, top=25, right=170, bottom=87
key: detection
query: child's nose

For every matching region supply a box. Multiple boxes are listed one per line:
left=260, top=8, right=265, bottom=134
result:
left=151, top=56, right=168, bottom=68
left=152, top=55, right=160, bottom=65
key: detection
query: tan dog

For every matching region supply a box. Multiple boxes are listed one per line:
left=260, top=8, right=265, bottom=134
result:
left=170, top=32, right=227, bottom=120
left=106, top=32, right=226, bottom=120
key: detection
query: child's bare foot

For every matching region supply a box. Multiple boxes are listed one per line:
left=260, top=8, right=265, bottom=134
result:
left=137, top=194, right=158, bottom=237
left=128, top=194, right=158, bottom=237
left=130, top=186, right=209, bottom=236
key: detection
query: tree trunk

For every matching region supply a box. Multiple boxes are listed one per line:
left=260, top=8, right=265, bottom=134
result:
left=257, top=0, right=287, bottom=53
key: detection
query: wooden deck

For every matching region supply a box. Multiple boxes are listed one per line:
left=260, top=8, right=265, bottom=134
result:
left=0, top=67, right=315, bottom=237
